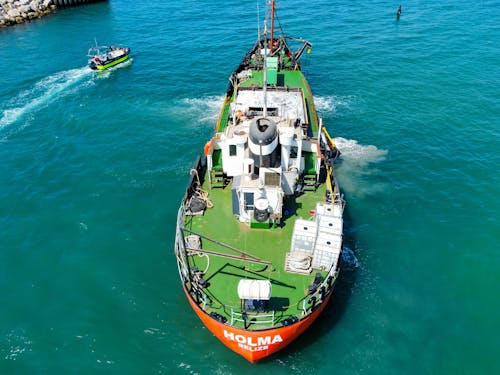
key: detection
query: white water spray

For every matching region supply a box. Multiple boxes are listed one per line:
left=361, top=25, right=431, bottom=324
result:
left=0, top=66, right=93, bottom=129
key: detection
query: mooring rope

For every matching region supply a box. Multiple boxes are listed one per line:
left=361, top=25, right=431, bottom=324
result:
left=189, top=169, right=213, bottom=209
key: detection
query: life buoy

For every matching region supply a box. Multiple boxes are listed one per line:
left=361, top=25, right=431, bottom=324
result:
left=204, top=140, right=212, bottom=156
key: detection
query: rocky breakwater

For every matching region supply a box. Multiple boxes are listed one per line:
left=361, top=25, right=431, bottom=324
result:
left=1, top=0, right=55, bottom=26
left=0, top=0, right=106, bottom=27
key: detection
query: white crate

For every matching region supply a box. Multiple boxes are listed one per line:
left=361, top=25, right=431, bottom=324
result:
left=318, top=215, right=343, bottom=236
left=290, top=219, right=317, bottom=254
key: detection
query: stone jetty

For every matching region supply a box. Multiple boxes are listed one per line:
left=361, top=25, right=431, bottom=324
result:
left=0, top=0, right=105, bottom=27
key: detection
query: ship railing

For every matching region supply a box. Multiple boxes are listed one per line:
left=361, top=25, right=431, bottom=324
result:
left=215, top=95, right=231, bottom=133
left=176, top=203, right=217, bottom=309
left=175, top=204, right=191, bottom=284
left=230, top=308, right=276, bottom=328
left=201, top=291, right=210, bottom=309
left=299, top=265, right=340, bottom=316
left=176, top=218, right=215, bottom=312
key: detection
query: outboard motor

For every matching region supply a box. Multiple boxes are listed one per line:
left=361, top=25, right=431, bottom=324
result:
left=248, top=117, right=279, bottom=175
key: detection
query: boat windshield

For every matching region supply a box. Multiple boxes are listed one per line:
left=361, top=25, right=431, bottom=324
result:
left=87, top=45, right=112, bottom=57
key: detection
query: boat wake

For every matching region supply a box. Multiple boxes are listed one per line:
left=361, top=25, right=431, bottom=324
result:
left=334, top=137, right=387, bottom=165
left=179, top=96, right=225, bottom=125
left=0, top=66, right=93, bottom=130
left=341, top=246, right=359, bottom=270
left=333, top=137, right=388, bottom=196
left=314, top=94, right=355, bottom=115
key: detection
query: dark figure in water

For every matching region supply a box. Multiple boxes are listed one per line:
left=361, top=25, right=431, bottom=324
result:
left=397, top=5, right=402, bottom=19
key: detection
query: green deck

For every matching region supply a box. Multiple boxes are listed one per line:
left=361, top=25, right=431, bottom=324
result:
left=183, top=177, right=329, bottom=328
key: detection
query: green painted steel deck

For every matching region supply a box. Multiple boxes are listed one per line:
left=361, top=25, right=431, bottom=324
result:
left=180, top=67, right=332, bottom=329
left=183, top=179, right=329, bottom=329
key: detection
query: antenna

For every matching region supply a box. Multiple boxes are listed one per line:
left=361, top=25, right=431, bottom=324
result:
left=263, top=25, right=268, bottom=118
left=269, top=0, right=275, bottom=55
left=257, top=1, right=261, bottom=41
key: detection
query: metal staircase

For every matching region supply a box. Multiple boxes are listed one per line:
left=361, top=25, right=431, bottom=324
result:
left=210, top=168, right=226, bottom=188
left=303, top=174, right=317, bottom=191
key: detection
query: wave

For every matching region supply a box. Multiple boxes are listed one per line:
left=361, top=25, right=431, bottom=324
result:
left=179, top=96, right=225, bottom=124
left=342, top=246, right=359, bottom=270
left=314, top=95, right=355, bottom=114
left=334, top=137, right=388, bottom=166
left=0, top=66, right=93, bottom=130
left=2, top=328, right=32, bottom=361
left=333, top=137, right=388, bottom=196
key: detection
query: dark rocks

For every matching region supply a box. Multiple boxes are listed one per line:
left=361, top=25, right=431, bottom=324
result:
left=0, top=0, right=105, bottom=27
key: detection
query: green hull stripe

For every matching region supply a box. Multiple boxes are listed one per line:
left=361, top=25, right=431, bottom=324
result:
left=96, top=55, right=129, bottom=70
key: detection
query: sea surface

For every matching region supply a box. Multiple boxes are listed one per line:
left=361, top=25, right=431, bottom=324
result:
left=1, top=0, right=498, bottom=373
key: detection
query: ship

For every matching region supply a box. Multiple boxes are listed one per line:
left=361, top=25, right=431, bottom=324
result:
left=174, top=1, right=344, bottom=362
left=87, top=41, right=130, bottom=71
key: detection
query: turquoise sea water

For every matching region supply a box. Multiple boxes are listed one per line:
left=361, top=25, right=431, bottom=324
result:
left=1, top=0, right=499, bottom=373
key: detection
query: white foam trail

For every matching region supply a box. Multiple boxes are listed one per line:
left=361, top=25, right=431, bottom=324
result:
left=314, top=95, right=336, bottom=113
left=179, top=96, right=225, bottom=124
left=314, top=95, right=355, bottom=114
left=0, top=66, right=93, bottom=129
left=334, top=137, right=388, bottom=166
left=333, top=137, right=388, bottom=196
left=3, top=329, right=32, bottom=361
left=342, top=246, right=359, bottom=269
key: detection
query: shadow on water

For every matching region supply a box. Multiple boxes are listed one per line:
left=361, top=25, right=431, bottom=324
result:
left=261, top=205, right=360, bottom=362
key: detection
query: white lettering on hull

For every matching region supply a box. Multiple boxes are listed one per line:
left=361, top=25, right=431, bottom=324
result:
left=238, top=343, right=269, bottom=352
left=223, top=330, right=283, bottom=351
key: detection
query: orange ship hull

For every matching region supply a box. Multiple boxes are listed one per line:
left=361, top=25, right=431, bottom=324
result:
left=185, top=288, right=333, bottom=362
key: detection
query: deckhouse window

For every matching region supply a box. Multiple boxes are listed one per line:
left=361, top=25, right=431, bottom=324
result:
left=229, top=145, right=237, bottom=156
left=244, top=192, right=254, bottom=210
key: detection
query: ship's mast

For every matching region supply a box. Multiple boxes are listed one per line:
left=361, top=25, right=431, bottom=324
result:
left=257, top=1, right=261, bottom=42
left=263, top=28, right=268, bottom=118
left=269, top=0, right=275, bottom=55
left=262, top=0, right=276, bottom=118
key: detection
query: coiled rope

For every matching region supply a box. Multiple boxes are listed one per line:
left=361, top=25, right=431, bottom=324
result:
left=287, top=252, right=312, bottom=273
left=189, top=169, right=213, bottom=209
left=185, top=234, right=210, bottom=274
